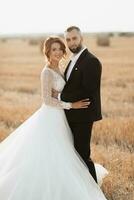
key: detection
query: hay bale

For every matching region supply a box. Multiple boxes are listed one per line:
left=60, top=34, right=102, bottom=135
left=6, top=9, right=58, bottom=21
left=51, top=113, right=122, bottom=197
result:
left=1, top=38, right=7, bottom=43
left=96, top=34, right=110, bottom=46
left=29, top=39, right=39, bottom=45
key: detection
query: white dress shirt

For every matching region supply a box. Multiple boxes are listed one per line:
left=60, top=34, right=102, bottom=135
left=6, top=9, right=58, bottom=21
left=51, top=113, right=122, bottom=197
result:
left=58, top=47, right=87, bottom=101
left=66, top=47, right=86, bottom=81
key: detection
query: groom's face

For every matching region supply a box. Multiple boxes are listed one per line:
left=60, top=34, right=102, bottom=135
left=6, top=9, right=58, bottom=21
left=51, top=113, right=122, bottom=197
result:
left=65, top=29, right=83, bottom=54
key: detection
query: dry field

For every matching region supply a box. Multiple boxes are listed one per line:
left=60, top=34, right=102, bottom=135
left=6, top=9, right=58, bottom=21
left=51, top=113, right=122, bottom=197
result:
left=0, top=35, right=134, bottom=200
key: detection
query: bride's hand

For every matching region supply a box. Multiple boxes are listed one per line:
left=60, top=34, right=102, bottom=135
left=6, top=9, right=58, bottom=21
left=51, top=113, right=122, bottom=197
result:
left=71, top=99, right=90, bottom=109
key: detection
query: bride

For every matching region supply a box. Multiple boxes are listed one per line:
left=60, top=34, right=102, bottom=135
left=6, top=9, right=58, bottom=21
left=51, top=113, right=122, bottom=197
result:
left=0, top=36, right=108, bottom=200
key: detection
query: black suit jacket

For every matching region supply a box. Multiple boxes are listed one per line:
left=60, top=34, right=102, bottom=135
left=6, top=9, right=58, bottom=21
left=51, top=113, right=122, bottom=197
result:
left=61, top=48, right=102, bottom=123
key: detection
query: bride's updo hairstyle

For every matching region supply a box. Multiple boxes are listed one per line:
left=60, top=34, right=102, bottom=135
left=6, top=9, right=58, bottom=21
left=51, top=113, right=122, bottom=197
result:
left=43, top=36, right=66, bottom=60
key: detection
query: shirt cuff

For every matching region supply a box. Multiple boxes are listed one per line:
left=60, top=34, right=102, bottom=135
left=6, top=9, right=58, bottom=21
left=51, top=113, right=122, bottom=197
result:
left=61, top=102, right=72, bottom=110
left=58, top=93, right=61, bottom=101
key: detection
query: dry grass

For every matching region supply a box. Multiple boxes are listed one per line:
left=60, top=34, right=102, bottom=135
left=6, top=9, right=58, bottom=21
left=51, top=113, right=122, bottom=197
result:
left=0, top=36, right=134, bottom=200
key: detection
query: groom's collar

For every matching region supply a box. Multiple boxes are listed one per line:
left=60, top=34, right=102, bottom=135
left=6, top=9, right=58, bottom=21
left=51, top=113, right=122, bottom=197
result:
left=70, top=46, right=87, bottom=62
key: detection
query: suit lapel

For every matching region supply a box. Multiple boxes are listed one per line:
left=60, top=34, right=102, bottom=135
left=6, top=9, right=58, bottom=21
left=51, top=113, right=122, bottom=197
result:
left=64, top=60, right=72, bottom=82
left=65, top=49, right=88, bottom=83
left=73, top=48, right=88, bottom=67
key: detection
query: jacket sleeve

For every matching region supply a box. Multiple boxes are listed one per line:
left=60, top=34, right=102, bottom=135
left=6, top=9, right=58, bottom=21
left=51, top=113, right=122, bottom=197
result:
left=60, top=58, right=102, bottom=102
left=82, top=58, right=102, bottom=97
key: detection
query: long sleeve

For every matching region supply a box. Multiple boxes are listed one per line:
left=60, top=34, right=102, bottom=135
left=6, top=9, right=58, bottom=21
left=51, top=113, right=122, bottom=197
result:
left=82, top=58, right=102, bottom=95
left=41, top=68, right=72, bottom=109
left=61, top=89, right=85, bottom=102
left=61, top=58, right=102, bottom=102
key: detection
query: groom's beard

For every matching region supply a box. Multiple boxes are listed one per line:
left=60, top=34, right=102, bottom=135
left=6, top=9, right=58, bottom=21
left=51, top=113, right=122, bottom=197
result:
left=69, top=44, right=82, bottom=54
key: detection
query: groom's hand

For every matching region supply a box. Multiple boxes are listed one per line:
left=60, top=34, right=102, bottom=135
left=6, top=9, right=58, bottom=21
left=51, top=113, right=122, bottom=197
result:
left=52, top=89, right=59, bottom=99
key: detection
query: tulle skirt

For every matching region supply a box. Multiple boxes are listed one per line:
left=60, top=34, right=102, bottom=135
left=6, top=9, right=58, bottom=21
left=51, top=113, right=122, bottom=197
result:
left=0, top=104, right=108, bottom=200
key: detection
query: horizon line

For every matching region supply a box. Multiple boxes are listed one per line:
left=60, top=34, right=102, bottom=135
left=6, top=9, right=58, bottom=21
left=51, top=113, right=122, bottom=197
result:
left=0, top=31, right=134, bottom=38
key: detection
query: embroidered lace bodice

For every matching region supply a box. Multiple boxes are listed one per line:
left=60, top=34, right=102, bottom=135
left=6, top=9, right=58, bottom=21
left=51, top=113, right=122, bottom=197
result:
left=40, top=65, right=71, bottom=109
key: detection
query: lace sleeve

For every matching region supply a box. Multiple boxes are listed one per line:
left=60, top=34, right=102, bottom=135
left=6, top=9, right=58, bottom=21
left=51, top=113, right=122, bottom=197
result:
left=41, top=69, right=72, bottom=109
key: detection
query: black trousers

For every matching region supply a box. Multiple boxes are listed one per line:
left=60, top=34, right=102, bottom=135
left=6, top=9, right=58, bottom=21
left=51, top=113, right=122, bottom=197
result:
left=68, top=122, right=98, bottom=183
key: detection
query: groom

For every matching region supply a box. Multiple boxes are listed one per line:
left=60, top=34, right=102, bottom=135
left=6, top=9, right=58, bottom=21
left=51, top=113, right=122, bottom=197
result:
left=53, top=26, right=102, bottom=183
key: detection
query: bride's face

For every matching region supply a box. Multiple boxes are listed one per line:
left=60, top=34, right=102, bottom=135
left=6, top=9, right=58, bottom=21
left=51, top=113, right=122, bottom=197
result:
left=49, top=42, right=64, bottom=63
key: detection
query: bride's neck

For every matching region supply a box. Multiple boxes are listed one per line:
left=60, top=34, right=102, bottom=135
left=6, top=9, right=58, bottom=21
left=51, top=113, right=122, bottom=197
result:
left=49, top=60, right=59, bottom=69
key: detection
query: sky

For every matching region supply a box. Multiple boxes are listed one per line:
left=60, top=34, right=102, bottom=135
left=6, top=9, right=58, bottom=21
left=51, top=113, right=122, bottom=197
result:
left=0, top=0, right=133, bottom=35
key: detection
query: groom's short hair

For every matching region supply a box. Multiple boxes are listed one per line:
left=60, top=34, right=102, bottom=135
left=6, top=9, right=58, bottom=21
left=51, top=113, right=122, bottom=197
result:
left=65, top=26, right=81, bottom=33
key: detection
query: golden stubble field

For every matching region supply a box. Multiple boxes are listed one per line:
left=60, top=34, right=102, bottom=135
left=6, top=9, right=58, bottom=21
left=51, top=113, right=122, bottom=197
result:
left=0, top=35, right=134, bottom=200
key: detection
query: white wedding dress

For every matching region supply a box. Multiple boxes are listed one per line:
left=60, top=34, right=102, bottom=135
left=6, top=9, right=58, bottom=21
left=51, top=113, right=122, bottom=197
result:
left=0, top=65, right=108, bottom=200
